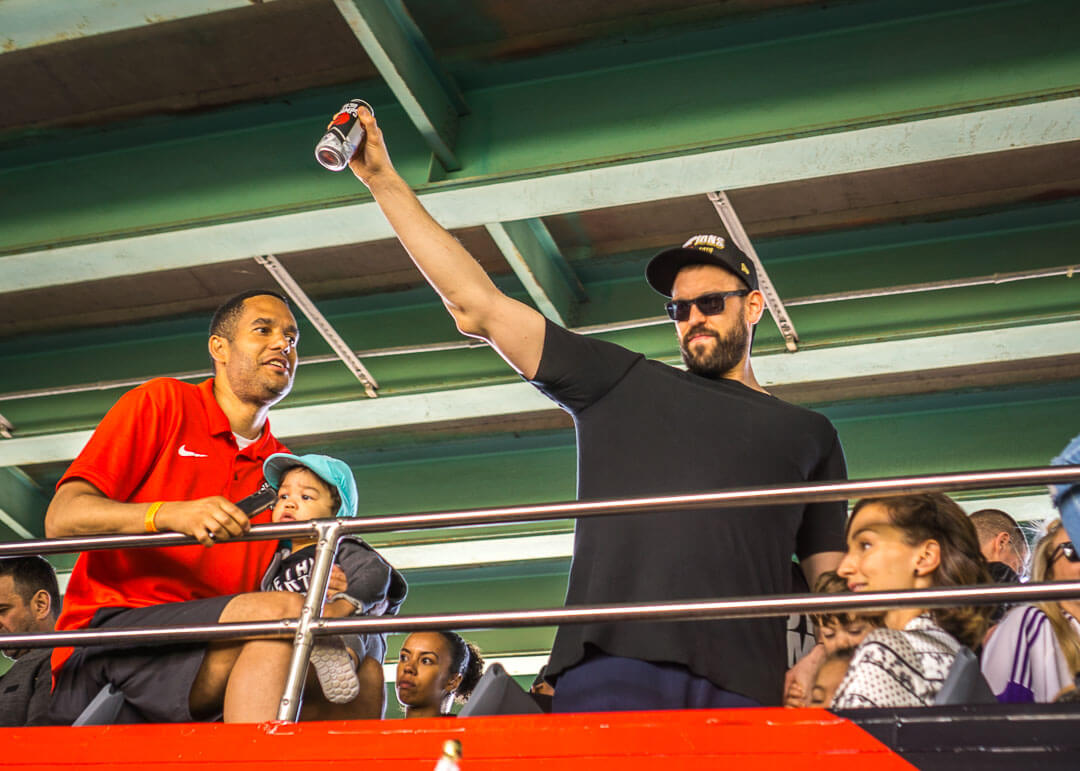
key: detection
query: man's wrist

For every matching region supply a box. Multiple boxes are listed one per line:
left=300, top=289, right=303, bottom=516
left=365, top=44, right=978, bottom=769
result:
left=364, top=168, right=405, bottom=196
left=144, top=501, right=164, bottom=533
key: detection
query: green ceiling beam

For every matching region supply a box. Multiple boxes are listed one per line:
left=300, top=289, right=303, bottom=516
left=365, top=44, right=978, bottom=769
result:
left=3, top=268, right=1078, bottom=438
left=2, top=0, right=1078, bottom=288
left=4, top=199, right=1078, bottom=397
left=313, top=490, right=1063, bottom=570
left=4, top=318, right=1078, bottom=467
left=485, top=219, right=586, bottom=327
left=331, top=0, right=466, bottom=171
left=4, top=96, right=1077, bottom=294
left=0, top=468, right=47, bottom=538
left=380, top=534, right=574, bottom=570
left=0, top=0, right=274, bottom=53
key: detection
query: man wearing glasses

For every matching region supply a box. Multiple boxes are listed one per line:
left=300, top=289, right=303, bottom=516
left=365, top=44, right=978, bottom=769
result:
left=348, top=110, right=847, bottom=711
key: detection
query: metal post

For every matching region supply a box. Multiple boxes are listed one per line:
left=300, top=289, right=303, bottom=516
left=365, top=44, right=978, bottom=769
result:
left=708, top=190, right=800, bottom=352
left=255, top=254, right=379, bottom=398
left=276, top=519, right=344, bottom=722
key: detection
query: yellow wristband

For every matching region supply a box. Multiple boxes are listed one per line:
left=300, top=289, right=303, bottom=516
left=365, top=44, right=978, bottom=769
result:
left=145, top=501, right=164, bottom=533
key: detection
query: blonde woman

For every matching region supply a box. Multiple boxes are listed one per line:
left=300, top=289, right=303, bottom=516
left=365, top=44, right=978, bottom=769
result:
left=981, top=518, right=1080, bottom=702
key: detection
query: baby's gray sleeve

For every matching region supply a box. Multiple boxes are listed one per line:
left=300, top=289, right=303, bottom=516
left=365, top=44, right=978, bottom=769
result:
left=333, top=539, right=393, bottom=614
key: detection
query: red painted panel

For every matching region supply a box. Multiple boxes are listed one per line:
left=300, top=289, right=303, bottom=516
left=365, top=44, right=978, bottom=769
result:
left=2, top=708, right=914, bottom=770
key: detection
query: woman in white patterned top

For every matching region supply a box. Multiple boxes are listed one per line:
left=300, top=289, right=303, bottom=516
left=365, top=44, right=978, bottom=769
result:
left=831, top=494, right=992, bottom=709
left=981, top=518, right=1080, bottom=703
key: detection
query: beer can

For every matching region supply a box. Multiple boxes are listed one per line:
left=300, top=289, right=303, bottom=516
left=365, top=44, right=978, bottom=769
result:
left=315, top=99, right=373, bottom=171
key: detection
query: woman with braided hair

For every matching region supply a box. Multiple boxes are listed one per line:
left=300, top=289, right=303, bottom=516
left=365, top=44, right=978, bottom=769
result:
left=395, top=631, right=484, bottom=718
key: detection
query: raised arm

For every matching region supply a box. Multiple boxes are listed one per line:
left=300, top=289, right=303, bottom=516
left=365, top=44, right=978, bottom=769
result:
left=46, top=479, right=251, bottom=547
left=348, top=110, right=546, bottom=379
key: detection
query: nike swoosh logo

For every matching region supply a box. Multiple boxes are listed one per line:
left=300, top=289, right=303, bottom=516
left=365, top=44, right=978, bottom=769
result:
left=178, top=445, right=208, bottom=458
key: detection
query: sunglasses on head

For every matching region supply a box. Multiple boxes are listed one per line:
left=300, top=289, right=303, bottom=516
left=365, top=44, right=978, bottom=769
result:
left=1050, top=541, right=1080, bottom=564
left=665, top=290, right=749, bottom=322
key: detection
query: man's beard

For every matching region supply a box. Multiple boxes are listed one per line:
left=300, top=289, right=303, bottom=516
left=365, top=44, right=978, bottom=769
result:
left=227, top=359, right=294, bottom=407
left=680, top=313, right=749, bottom=379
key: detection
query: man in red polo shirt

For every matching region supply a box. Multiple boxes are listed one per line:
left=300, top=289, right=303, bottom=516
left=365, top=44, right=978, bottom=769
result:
left=46, top=290, right=324, bottom=724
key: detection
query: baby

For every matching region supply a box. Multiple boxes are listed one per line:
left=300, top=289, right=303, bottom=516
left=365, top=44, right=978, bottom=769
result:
left=784, top=571, right=883, bottom=707
left=808, top=649, right=855, bottom=708
left=811, top=570, right=884, bottom=654
left=261, top=452, right=407, bottom=706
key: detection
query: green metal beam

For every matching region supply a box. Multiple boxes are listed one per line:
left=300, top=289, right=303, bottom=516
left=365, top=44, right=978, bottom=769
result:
left=3, top=97, right=1077, bottom=293
left=341, top=489, right=1056, bottom=568
left=380, top=534, right=574, bottom=570
left=5, top=199, right=1078, bottom=395
left=3, top=318, right=1078, bottom=467
left=485, top=219, right=586, bottom=326
left=0, top=467, right=47, bottom=538
left=3, top=265, right=1078, bottom=440
left=332, top=0, right=466, bottom=170
left=0, top=0, right=274, bottom=53
left=2, top=0, right=1078, bottom=289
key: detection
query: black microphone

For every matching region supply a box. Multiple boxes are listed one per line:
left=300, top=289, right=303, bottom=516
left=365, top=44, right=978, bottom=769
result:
left=235, top=482, right=276, bottom=515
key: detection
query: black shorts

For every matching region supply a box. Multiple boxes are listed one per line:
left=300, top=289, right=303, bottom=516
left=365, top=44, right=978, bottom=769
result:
left=50, top=595, right=236, bottom=725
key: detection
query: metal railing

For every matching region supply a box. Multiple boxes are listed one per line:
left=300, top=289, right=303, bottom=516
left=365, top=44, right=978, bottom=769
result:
left=2, top=464, right=1079, bottom=722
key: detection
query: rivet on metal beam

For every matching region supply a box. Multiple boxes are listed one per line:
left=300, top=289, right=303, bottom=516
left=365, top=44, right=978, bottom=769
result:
left=708, top=191, right=799, bottom=352
left=255, top=254, right=379, bottom=398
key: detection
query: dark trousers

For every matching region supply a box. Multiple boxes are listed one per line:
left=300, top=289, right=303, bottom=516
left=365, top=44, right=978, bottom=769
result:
left=552, top=652, right=760, bottom=713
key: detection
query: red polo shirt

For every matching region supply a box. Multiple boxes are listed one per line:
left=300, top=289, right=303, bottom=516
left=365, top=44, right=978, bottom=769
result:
left=52, top=378, right=287, bottom=674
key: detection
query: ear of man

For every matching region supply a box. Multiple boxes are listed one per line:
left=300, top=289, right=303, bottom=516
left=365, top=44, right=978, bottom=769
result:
left=989, top=530, right=1011, bottom=561
left=31, top=588, right=53, bottom=622
left=746, top=289, right=767, bottom=325
left=208, top=335, right=229, bottom=371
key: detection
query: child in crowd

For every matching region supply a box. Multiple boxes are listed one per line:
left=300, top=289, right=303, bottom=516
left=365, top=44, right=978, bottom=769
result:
left=396, top=631, right=484, bottom=718
left=808, top=649, right=855, bottom=708
left=830, top=493, right=991, bottom=709
left=784, top=571, right=881, bottom=707
left=261, top=452, right=408, bottom=717
left=981, top=518, right=1080, bottom=703
left=812, top=571, right=883, bottom=656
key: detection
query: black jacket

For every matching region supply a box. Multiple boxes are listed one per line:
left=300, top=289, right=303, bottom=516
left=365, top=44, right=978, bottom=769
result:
left=0, top=648, right=53, bottom=726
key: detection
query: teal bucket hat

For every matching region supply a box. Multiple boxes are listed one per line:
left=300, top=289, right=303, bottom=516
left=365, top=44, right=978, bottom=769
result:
left=263, top=452, right=358, bottom=519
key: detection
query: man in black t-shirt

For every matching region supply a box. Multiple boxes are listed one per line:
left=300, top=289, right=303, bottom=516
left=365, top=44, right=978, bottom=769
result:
left=346, top=108, right=847, bottom=709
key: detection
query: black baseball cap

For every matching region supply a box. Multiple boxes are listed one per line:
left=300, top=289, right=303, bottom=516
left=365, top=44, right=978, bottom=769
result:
left=645, top=234, right=758, bottom=297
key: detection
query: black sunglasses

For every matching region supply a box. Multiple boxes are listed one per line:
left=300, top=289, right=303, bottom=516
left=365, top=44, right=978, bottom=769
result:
left=665, top=290, right=749, bottom=322
left=1050, top=541, right=1080, bottom=564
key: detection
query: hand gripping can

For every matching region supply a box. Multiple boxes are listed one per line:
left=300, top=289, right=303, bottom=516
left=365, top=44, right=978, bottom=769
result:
left=315, top=99, right=374, bottom=171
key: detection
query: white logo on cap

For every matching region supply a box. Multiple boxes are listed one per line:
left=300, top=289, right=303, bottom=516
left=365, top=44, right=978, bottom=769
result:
left=684, top=234, right=725, bottom=251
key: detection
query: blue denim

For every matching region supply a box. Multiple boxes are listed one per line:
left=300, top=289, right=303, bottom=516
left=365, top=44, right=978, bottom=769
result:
left=1050, top=431, right=1080, bottom=544
left=552, top=652, right=759, bottom=713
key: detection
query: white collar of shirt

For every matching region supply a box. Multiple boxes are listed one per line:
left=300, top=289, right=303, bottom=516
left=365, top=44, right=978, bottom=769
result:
left=233, top=431, right=258, bottom=450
